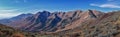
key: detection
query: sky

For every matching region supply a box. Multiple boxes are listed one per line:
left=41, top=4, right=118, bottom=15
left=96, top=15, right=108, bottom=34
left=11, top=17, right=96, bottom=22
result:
left=0, top=0, right=120, bottom=19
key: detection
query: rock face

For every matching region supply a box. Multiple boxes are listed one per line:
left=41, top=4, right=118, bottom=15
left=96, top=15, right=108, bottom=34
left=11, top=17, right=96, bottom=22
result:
left=0, top=10, right=104, bottom=32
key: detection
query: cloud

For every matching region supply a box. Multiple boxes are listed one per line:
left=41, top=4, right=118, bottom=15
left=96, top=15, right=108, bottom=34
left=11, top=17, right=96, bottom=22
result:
left=90, top=3, right=120, bottom=8
left=0, top=13, right=20, bottom=19
left=90, top=0, right=120, bottom=8
left=0, top=9, right=17, bottom=12
left=0, top=9, right=22, bottom=19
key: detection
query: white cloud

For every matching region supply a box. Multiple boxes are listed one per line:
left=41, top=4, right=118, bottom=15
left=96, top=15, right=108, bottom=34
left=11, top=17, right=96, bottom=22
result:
left=0, top=9, right=22, bottom=19
left=0, top=13, right=20, bottom=19
left=90, top=0, right=120, bottom=8
left=90, top=3, right=120, bottom=8
left=100, top=4, right=120, bottom=8
left=0, top=9, right=17, bottom=13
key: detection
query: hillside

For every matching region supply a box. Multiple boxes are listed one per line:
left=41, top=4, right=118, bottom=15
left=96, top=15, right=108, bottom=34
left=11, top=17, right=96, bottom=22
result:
left=0, top=24, right=58, bottom=37
left=54, top=11, right=120, bottom=37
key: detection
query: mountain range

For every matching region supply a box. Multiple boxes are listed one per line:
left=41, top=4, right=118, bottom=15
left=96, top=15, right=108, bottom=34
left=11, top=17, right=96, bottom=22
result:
left=0, top=10, right=104, bottom=32
left=1, top=10, right=120, bottom=37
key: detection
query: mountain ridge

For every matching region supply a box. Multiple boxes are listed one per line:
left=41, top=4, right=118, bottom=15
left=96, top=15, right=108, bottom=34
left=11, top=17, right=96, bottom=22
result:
left=0, top=10, right=104, bottom=32
left=1, top=10, right=120, bottom=37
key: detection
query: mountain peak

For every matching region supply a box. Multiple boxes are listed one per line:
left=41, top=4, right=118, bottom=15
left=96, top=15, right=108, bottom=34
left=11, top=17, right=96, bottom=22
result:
left=35, top=11, right=51, bottom=18
left=86, top=10, right=98, bottom=18
left=37, top=11, right=50, bottom=14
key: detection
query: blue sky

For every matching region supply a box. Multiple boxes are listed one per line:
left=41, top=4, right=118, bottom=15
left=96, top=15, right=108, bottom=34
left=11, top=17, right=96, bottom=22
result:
left=0, top=0, right=120, bottom=19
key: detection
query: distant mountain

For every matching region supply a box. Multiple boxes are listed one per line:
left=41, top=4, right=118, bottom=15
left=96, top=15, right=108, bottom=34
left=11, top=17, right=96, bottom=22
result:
left=0, top=13, right=33, bottom=26
left=1, top=10, right=104, bottom=32
left=10, top=13, right=33, bottom=21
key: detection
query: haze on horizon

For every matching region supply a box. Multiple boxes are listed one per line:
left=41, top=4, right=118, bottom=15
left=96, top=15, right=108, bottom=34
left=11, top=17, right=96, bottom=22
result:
left=0, top=0, right=120, bottom=19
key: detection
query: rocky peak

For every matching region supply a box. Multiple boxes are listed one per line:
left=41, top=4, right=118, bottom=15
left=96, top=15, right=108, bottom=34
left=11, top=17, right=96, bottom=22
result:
left=35, top=11, right=51, bottom=18
left=87, top=9, right=97, bottom=18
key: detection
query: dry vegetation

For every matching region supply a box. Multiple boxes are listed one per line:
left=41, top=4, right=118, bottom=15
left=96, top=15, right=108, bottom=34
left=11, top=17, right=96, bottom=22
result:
left=0, top=24, right=60, bottom=37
